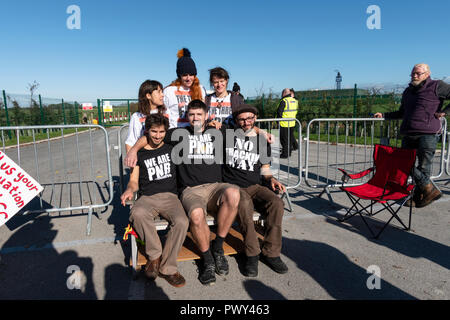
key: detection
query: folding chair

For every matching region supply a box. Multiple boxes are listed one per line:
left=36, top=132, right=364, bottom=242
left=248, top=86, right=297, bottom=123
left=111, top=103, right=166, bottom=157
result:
left=338, top=144, right=417, bottom=239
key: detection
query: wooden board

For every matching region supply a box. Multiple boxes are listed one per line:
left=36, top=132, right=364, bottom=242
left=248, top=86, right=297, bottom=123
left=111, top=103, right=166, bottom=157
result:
left=132, top=225, right=265, bottom=268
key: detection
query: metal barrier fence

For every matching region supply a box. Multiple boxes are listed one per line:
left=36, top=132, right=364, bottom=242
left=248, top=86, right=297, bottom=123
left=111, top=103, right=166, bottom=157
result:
left=304, top=117, right=448, bottom=200
left=116, top=118, right=302, bottom=211
left=447, top=132, right=450, bottom=176
left=0, top=124, right=114, bottom=235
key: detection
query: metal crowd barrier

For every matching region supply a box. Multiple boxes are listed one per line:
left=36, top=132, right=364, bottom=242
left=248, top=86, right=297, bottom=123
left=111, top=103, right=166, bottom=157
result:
left=446, top=131, right=450, bottom=176
left=255, top=118, right=301, bottom=211
left=117, top=124, right=130, bottom=196
left=0, top=125, right=114, bottom=235
left=117, top=118, right=302, bottom=211
left=304, top=117, right=447, bottom=201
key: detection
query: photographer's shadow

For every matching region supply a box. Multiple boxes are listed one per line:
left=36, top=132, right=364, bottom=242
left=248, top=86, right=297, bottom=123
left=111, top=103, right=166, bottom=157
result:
left=282, top=237, right=416, bottom=300
left=0, top=216, right=97, bottom=299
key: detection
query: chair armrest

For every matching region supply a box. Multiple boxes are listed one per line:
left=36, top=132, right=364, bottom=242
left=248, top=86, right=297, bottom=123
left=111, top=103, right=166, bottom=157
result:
left=339, top=167, right=374, bottom=183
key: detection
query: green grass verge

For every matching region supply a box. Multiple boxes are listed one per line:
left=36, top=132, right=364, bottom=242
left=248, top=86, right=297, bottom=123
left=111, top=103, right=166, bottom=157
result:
left=1, top=127, right=92, bottom=147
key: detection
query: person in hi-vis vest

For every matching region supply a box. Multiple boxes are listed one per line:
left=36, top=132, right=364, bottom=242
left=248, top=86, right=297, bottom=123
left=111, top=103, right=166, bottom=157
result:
left=277, top=88, right=299, bottom=158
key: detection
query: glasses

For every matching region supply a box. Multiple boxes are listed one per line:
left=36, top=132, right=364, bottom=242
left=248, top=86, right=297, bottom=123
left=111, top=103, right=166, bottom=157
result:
left=411, top=72, right=427, bottom=76
left=237, top=116, right=255, bottom=123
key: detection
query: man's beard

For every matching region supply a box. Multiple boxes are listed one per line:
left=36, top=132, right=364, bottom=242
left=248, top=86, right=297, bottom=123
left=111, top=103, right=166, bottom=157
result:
left=410, top=79, right=423, bottom=87
left=243, top=124, right=255, bottom=133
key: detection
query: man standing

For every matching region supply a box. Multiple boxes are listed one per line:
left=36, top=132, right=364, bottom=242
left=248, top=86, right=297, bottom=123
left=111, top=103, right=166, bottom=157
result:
left=223, top=104, right=288, bottom=277
left=121, top=114, right=189, bottom=287
left=277, top=88, right=299, bottom=158
left=126, top=100, right=240, bottom=286
left=374, top=63, right=450, bottom=208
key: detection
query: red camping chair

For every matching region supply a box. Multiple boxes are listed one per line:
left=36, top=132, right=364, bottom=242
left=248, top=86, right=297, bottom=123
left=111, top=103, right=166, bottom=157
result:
left=338, top=144, right=417, bottom=239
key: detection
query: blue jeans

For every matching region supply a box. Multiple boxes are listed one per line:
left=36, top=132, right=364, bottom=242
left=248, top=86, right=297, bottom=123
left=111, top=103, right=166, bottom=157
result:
left=401, top=134, right=439, bottom=188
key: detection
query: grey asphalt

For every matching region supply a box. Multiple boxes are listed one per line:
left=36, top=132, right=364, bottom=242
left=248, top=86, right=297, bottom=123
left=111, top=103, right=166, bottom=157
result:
left=0, top=126, right=448, bottom=300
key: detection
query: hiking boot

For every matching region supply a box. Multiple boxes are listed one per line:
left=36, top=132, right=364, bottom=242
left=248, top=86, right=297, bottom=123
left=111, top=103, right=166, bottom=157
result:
left=212, top=249, right=229, bottom=276
left=243, top=255, right=259, bottom=277
left=144, top=256, right=161, bottom=280
left=199, top=262, right=216, bottom=286
left=260, top=255, right=288, bottom=274
left=159, top=272, right=186, bottom=288
left=416, top=183, right=442, bottom=208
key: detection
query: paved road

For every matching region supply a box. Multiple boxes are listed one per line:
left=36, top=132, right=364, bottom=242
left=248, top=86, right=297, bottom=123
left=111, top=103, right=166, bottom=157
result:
left=0, top=126, right=448, bottom=301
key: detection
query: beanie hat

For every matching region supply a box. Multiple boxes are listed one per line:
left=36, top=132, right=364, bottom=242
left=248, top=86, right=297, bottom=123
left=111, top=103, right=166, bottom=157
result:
left=176, top=48, right=197, bottom=78
left=232, top=103, right=258, bottom=119
left=232, top=82, right=241, bottom=92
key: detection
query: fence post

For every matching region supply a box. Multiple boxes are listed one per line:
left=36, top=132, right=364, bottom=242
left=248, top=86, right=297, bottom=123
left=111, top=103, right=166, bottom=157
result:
left=97, top=99, right=102, bottom=126
left=2, top=90, right=11, bottom=139
left=62, top=99, right=67, bottom=125
left=39, top=94, right=45, bottom=125
left=353, top=84, right=358, bottom=136
left=127, top=100, right=131, bottom=120
left=75, top=101, right=79, bottom=124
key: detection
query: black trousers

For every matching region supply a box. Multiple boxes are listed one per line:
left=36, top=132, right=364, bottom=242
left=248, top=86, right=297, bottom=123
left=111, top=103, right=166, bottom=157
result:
left=280, top=126, right=298, bottom=157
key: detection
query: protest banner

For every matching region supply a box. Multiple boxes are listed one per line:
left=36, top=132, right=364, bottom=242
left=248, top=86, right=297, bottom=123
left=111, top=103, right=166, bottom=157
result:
left=0, top=150, right=43, bottom=227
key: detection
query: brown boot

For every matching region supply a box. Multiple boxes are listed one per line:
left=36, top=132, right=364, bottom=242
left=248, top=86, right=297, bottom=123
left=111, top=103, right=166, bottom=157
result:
left=416, top=183, right=442, bottom=208
left=144, top=256, right=161, bottom=280
left=159, top=272, right=186, bottom=288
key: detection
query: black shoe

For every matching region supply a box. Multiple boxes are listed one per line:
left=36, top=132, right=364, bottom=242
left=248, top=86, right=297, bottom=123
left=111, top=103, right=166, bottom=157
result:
left=243, top=255, right=259, bottom=277
left=199, top=262, right=216, bottom=285
left=212, top=250, right=229, bottom=276
left=260, top=255, right=288, bottom=274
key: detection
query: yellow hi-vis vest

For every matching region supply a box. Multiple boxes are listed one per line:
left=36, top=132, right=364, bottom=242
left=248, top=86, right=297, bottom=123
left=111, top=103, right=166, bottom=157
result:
left=279, top=97, right=298, bottom=127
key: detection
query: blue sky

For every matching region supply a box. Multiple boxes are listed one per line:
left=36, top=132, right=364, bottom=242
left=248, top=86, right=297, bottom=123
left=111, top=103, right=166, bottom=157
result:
left=0, top=0, right=449, bottom=103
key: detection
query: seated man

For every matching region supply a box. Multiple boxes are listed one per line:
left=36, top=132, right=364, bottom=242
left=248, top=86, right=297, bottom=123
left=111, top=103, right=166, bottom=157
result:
left=223, top=104, right=288, bottom=277
left=126, top=100, right=240, bottom=286
left=121, top=114, right=189, bottom=287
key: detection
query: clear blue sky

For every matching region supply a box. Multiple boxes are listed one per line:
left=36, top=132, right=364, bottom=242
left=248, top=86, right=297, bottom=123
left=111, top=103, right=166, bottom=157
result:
left=1, top=0, right=449, bottom=103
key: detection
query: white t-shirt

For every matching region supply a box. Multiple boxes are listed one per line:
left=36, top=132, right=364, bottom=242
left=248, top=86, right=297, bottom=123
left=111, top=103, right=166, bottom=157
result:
left=125, top=109, right=159, bottom=147
left=164, top=85, right=206, bottom=128
left=207, top=92, right=232, bottom=123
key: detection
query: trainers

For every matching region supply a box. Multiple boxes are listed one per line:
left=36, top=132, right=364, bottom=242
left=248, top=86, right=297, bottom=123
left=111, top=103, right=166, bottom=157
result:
left=260, top=255, right=288, bottom=274
left=199, top=262, right=216, bottom=286
left=212, top=250, right=229, bottom=276
left=243, top=255, right=259, bottom=277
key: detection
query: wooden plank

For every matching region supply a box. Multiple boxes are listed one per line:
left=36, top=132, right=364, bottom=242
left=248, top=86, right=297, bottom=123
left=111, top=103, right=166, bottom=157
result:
left=131, top=225, right=265, bottom=268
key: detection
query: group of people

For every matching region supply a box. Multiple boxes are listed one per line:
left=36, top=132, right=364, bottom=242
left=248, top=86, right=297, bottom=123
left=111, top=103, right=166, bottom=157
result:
left=121, top=48, right=289, bottom=288
left=120, top=50, right=449, bottom=289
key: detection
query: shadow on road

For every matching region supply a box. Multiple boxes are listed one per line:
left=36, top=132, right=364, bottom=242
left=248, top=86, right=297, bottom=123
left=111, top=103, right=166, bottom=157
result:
left=0, top=216, right=98, bottom=299
left=107, top=175, right=132, bottom=266
left=243, top=279, right=287, bottom=300
left=293, top=194, right=450, bottom=271
left=281, top=237, right=416, bottom=299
